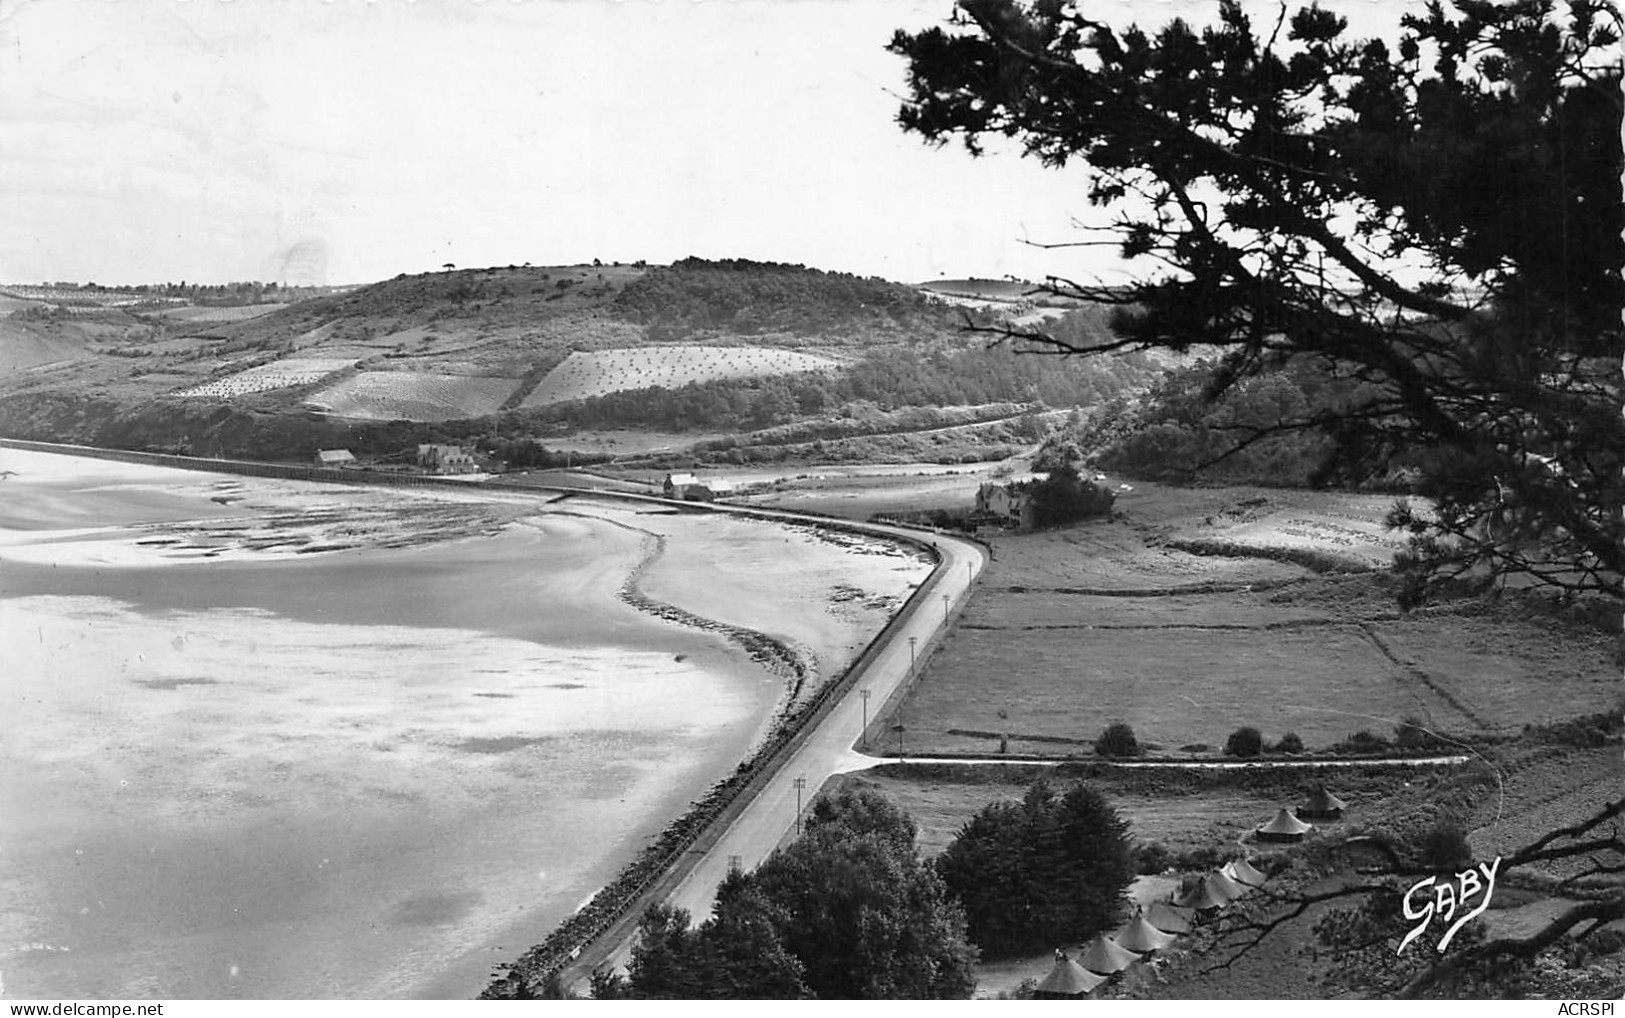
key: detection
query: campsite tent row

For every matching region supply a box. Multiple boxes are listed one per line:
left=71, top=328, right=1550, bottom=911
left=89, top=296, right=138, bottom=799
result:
left=1037, top=790, right=1346, bottom=997
left=1036, top=857, right=1270, bottom=998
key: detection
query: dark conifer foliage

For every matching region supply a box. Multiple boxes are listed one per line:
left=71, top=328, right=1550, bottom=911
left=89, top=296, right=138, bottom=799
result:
left=890, top=0, right=1623, bottom=603
left=935, top=779, right=1135, bottom=957
left=599, top=787, right=977, bottom=999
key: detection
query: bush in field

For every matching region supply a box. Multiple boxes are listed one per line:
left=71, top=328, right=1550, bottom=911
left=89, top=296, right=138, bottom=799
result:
left=1412, top=817, right=1475, bottom=875
left=1224, top=726, right=1264, bottom=759
left=1335, top=729, right=1393, bottom=754
left=1273, top=732, right=1304, bottom=754
left=1395, top=716, right=1444, bottom=751
left=1132, top=841, right=1174, bottom=875
left=1094, top=721, right=1141, bottom=759
left=936, top=780, right=1133, bottom=958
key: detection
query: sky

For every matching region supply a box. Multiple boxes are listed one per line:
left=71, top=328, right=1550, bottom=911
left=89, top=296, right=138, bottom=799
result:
left=0, top=0, right=1410, bottom=288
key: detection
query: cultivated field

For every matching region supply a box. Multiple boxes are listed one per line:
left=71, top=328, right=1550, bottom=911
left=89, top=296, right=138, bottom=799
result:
left=889, top=481, right=1618, bottom=755
left=158, top=303, right=289, bottom=324
left=173, top=357, right=356, bottom=398
left=304, top=371, right=520, bottom=420
left=522, top=345, right=840, bottom=406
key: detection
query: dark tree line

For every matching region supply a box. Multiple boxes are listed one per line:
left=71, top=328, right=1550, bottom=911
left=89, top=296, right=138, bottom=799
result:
left=1075, top=358, right=1400, bottom=486
left=537, top=340, right=1161, bottom=433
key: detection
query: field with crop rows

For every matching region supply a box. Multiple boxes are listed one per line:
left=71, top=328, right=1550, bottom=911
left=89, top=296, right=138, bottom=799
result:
left=304, top=371, right=520, bottom=421
left=521, top=345, right=839, bottom=407
left=174, top=358, right=355, bottom=398
left=160, top=304, right=289, bottom=324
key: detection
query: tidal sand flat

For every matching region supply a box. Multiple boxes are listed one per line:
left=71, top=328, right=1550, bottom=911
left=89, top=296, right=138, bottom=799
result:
left=0, top=449, right=927, bottom=998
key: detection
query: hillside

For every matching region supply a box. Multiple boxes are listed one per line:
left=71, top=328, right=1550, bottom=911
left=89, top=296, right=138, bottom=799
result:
left=0, top=259, right=1169, bottom=462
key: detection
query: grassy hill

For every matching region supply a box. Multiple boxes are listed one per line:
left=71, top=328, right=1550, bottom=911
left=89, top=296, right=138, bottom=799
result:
left=0, top=259, right=1169, bottom=463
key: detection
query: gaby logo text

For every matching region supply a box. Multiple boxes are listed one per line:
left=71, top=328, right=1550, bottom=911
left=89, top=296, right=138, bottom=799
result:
left=1398, top=856, right=1500, bottom=954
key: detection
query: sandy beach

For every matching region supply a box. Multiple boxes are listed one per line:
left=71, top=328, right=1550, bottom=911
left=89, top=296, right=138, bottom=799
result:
left=0, top=448, right=929, bottom=998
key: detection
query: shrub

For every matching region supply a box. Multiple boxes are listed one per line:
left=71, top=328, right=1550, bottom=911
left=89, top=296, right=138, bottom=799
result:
left=1394, top=716, right=1443, bottom=751
left=1224, top=726, right=1264, bottom=758
left=1413, top=817, right=1474, bottom=874
left=1273, top=732, right=1304, bottom=754
left=1132, top=841, right=1174, bottom=875
left=1095, top=721, right=1142, bottom=758
left=1170, top=845, right=1226, bottom=871
left=1335, top=729, right=1393, bottom=754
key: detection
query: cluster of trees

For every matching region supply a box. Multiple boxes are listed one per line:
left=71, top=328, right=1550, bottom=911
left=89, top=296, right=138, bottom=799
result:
left=1082, top=362, right=1355, bottom=485
left=597, top=780, right=1136, bottom=997
left=475, top=436, right=606, bottom=471
left=936, top=780, right=1135, bottom=958
left=594, top=788, right=977, bottom=999
left=1023, top=463, right=1116, bottom=528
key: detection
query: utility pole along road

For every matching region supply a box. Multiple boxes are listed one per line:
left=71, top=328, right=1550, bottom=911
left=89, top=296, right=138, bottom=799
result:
left=563, top=513, right=986, bottom=992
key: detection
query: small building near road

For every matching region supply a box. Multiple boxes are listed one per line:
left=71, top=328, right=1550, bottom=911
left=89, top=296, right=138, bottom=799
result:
left=973, top=481, right=1035, bottom=530
left=417, top=443, right=478, bottom=475
left=664, top=473, right=736, bottom=502
left=663, top=472, right=699, bottom=499
left=314, top=449, right=356, bottom=468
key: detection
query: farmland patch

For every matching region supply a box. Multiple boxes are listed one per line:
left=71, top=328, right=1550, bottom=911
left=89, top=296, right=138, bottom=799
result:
left=304, top=371, right=520, bottom=421
left=159, top=304, right=289, bottom=324
left=174, top=358, right=356, bottom=398
left=906, top=624, right=1464, bottom=754
left=1364, top=613, right=1618, bottom=731
left=522, top=345, right=840, bottom=407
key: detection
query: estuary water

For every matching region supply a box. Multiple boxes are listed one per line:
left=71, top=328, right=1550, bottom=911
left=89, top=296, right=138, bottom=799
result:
left=0, top=449, right=925, bottom=998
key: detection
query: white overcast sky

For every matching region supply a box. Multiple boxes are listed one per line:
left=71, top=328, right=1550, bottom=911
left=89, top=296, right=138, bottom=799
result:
left=0, top=0, right=1409, bottom=287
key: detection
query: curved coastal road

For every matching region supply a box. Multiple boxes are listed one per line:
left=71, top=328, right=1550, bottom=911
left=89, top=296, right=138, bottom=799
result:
left=557, top=506, right=986, bottom=993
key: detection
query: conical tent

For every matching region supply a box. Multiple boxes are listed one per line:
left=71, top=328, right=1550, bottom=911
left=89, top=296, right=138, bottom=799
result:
left=1215, top=865, right=1248, bottom=897
left=1147, top=901, right=1194, bottom=934
left=1256, top=807, right=1314, bottom=842
left=1113, top=913, right=1177, bottom=953
left=1299, top=786, right=1349, bottom=819
left=1223, top=857, right=1269, bottom=887
left=1078, top=933, right=1140, bottom=975
left=1034, top=952, right=1106, bottom=997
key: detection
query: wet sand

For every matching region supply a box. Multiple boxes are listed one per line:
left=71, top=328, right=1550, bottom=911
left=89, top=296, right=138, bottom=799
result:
left=0, top=449, right=928, bottom=998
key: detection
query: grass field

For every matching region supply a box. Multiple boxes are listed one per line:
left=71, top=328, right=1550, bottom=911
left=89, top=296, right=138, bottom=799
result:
left=889, top=481, right=1618, bottom=755
left=304, top=371, right=520, bottom=420
left=908, top=624, right=1466, bottom=753
left=522, top=344, right=840, bottom=406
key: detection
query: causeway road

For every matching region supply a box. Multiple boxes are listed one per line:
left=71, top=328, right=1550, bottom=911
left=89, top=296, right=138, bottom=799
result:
left=558, top=510, right=987, bottom=993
